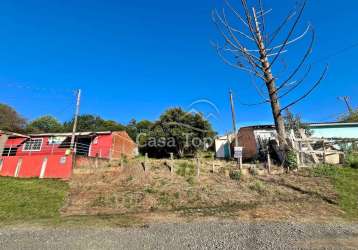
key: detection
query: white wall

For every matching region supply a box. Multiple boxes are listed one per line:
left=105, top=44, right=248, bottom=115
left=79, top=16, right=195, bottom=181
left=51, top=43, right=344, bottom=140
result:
left=311, top=127, right=358, bottom=139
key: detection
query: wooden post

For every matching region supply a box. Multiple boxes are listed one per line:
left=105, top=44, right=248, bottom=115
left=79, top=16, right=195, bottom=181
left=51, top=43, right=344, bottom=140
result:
left=212, top=154, right=215, bottom=173
left=267, top=146, right=271, bottom=174
left=196, top=157, right=200, bottom=177
left=144, top=153, right=149, bottom=172
left=299, top=141, right=304, bottom=167
left=322, top=140, right=327, bottom=164
left=121, top=155, right=124, bottom=167
left=170, top=153, right=174, bottom=174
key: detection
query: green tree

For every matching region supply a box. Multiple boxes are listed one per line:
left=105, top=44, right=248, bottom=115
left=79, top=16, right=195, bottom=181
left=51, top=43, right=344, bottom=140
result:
left=0, top=103, right=26, bottom=132
left=126, top=119, right=153, bottom=141
left=283, top=109, right=311, bottom=136
left=341, top=109, right=358, bottom=122
left=63, top=114, right=125, bottom=132
left=140, top=108, right=216, bottom=158
left=26, top=115, right=63, bottom=133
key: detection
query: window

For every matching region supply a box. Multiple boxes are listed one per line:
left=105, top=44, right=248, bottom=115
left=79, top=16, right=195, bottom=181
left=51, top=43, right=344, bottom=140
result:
left=2, top=147, right=17, bottom=156
left=23, top=138, right=43, bottom=151
left=48, top=136, right=66, bottom=145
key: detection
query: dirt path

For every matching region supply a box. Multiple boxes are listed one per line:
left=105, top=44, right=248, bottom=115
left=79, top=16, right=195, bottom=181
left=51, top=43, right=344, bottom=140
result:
left=1, top=222, right=357, bottom=249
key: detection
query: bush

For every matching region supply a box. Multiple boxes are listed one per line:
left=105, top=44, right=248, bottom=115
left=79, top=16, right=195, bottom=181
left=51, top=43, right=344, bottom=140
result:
left=346, top=153, right=358, bottom=169
left=176, top=162, right=195, bottom=177
left=249, top=181, right=266, bottom=194
left=285, top=150, right=298, bottom=169
left=229, top=170, right=241, bottom=181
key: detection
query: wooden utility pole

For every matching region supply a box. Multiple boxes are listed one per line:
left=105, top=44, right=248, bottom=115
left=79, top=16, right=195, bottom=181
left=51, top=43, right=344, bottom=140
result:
left=338, top=96, right=353, bottom=114
left=229, top=90, right=240, bottom=165
left=229, top=90, right=238, bottom=147
left=70, top=89, right=81, bottom=150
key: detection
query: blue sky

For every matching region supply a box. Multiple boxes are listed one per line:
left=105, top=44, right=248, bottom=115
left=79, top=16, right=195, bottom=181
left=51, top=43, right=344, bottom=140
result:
left=0, top=0, right=357, bottom=134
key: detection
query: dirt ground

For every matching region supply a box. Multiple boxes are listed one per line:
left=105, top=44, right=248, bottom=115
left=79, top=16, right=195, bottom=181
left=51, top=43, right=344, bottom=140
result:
left=61, top=158, right=348, bottom=224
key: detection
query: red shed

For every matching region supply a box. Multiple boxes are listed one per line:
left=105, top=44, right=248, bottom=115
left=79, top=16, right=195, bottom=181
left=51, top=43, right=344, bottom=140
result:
left=0, top=130, right=137, bottom=180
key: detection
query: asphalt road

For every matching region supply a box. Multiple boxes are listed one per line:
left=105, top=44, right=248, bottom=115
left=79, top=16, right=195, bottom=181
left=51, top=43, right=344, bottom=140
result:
left=1, top=222, right=358, bottom=250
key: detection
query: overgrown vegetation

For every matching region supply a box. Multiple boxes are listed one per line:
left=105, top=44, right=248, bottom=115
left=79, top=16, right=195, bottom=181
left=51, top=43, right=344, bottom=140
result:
left=229, top=170, right=241, bottom=181
left=0, top=177, right=69, bottom=223
left=176, top=162, right=195, bottom=177
left=285, top=150, right=298, bottom=169
left=345, top=153, right=358, bottom=169
left=340, top=109, right=358, bottom=122
left=312, top=165, right=358, bottom=219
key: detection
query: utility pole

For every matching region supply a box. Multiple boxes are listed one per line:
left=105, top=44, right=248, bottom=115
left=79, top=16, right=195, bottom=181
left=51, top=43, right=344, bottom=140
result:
left=229, top=90, right=239, bottom=147
left=229, top=90, right=241, bottom=167
left=70, top=89, right=81, bottom=150
left=338, top=96, right=353, bottom=114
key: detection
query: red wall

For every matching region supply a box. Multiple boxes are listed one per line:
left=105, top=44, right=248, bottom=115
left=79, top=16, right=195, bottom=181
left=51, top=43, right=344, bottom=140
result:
left=88, top=134, right=112, bottom=158
left=0, top=155, right=73, bottom=180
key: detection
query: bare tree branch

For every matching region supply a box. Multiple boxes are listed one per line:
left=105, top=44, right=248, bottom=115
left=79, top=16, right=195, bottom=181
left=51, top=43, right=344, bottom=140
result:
left=276, top=28, right=315, bottom=92
left=224, top=0, right=249, bottom=28
left=268, top=9, right=297, bottom=46
left=268, top=0, right=308, bottom=70
left=280, top=65, right=328, bottom=111
left=277, top=64, right=312, bottom=99
left=213, top=42, right=266, bottom=80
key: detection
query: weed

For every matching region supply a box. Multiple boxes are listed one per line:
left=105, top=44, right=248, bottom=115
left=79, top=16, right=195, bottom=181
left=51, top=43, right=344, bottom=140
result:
left=229, top=170, right=241, bottom=181
left=249, top=167, right=258, bottom=176
left=249, top=181, right=267, bottom=194
left=285, top=150, right=298, bottom=169
left=158, top=192, right=171, bottom=206
left=174, top=192, right=180, bottom=199
left=176, top=162, right=195, bottom=177
left=346, top=153, right=358, bottom=169
left=144, top=187, right=156, bottom=194
left=92, top=196, right=106, bottom=207
left=127, top=176, right=133, bottom=182
left=186, top=176, right=195, bottom=185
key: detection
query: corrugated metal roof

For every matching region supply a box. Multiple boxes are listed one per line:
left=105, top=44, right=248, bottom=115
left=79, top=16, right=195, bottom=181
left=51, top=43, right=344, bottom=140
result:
left=28, top=131, right=113, bottom=137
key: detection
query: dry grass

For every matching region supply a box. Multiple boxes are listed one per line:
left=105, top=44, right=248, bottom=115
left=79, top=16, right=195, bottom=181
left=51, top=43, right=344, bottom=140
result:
left=61, top=159, right=348, bottom=224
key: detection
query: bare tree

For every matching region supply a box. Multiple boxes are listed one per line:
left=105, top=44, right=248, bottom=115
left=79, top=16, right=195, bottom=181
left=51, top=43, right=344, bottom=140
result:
left=212, top=0, right=328, bottom=150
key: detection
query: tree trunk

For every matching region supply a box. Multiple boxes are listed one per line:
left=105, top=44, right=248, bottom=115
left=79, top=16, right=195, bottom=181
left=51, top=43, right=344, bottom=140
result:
left=253, top=9, right=288, bottom=148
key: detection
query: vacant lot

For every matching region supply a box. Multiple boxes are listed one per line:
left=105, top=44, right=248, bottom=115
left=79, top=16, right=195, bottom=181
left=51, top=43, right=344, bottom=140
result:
left=61, top=159, right=358, bottom=224
left=1, top=159, right=357, bottom=226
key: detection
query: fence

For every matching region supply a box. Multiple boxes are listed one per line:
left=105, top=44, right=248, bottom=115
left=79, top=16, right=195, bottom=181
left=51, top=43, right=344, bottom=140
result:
left=1, top=142, right=134, bottom=159
left=288, top=129, right=357, bottom=166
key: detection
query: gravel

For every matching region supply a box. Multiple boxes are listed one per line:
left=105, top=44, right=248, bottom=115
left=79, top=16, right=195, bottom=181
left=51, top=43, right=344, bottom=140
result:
left=0, top=222, right=357, bottom=249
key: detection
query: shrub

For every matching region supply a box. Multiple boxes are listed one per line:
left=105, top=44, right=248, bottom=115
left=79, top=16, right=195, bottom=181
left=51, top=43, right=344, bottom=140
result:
left=229, top=170, right=241, bottom=181
left=249, top=181, right=266, bottom=194
left=249, top=167, right=258, bottom=176
left=285, top=150, right=298, bottom=169
left=176, top=162, right=195, bottom=177
left=346, top=153, right=358, bottom=169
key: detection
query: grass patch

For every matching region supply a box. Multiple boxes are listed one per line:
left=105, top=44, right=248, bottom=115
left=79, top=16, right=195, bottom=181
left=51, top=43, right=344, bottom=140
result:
left=346, top=152, right=358, bottom=169
left=249, top=180, right=267, bottom=195
left=176, top=162, right=195, bottom=177
left=312, top=165, right=358, bottom=219
left=229, top=170, right=241, bottom=181
left=0, top=177, right=69, bottom=224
